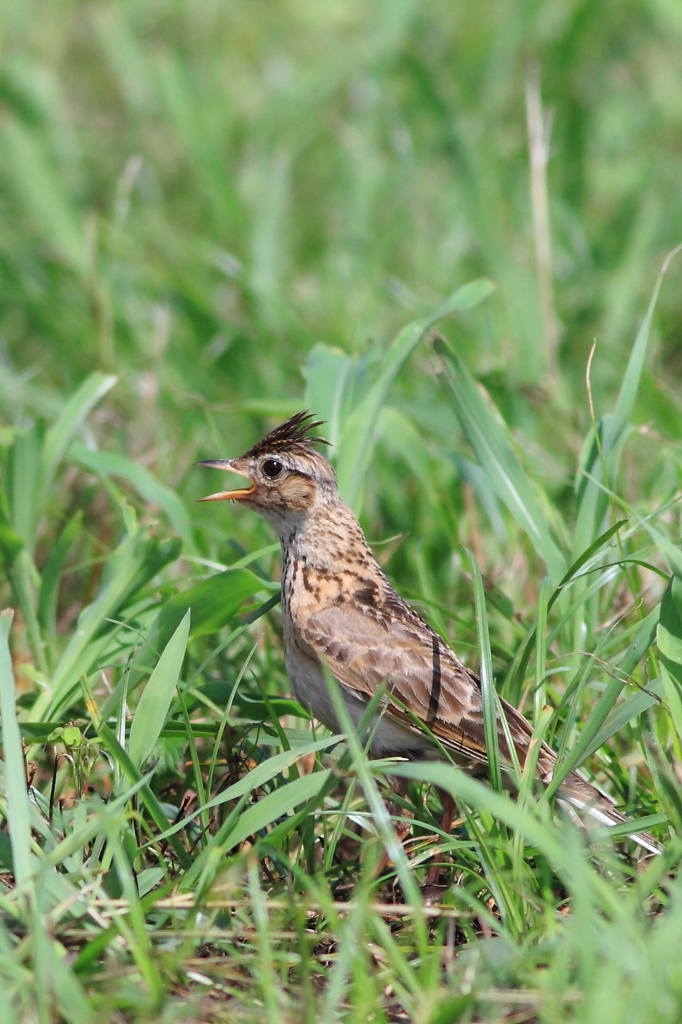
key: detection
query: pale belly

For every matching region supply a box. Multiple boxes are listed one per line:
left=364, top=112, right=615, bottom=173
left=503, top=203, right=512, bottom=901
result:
left=283, top=627, right=437, bottom=759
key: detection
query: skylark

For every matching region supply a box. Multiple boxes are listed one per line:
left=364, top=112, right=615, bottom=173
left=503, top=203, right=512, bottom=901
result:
left=199, top=411, right=658, bottom=854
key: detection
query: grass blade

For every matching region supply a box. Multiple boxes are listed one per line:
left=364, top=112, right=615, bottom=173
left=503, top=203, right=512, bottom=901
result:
left=37, top=510, right=82, bottom=655
left=128, top=609, right=190, bottom=768
left=69, top=442, right=196, bottom=554
left=336, top=279, right=494, bottom=509
left=148, top=735, right=341, bottom=846
left=550, top=519, right=629, bottom=610
left=42, top=373, right=117, bottom=504
left=31, top=528, right=176, bottom=721
left=534, top=576, right=552, bottom=723
left=437, top=338, right=566, bottom=584
left=545, top=606, right=659, bottom=796
left=302, top=343, right=353, bottom=446
left=573, top=248, right=682, bottom=559
left=581, top=676, right=664, bottom=763
left=322, top=665, right=428, bottom=956
left=92, top=718, right=191, bottom=870
left=465, top=548, right=502, bottom=792
left=0, top=609, right=34, bottom=888
left=387, top=760, right=621, bottom=917
left=152, top=566, right=272, bottom=651
left=181, top=769, right=332, bottom=892
left=656, top=576, right=682, bottom=741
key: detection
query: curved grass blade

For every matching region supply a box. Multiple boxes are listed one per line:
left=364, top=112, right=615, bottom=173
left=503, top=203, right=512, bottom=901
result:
left=0, top=610, right=34, bottom=888
left=147, top=734, right=341, bottom=847
left=217, top=769, right=332, bottom=854
left=573, top=246, right=682, bottom=558
left=465, top=548, right=502, bottom=792
left=152, top=566, right=272, bottom=652
left=534, top=576, right=552, bottom=723
left=38, top=510, right=82, bottom=656
left=69, top=442, right=196, bottom=554
left=545, top=605, right=660, bottom=796
left=580, top=676, right=664, bottom=764
left=181, top=768, right=332, bottom=892
left=336, top=278, right=494, bottom=509
left=656, top=576, right=682, bottom=741
left=437, top=337, right=566, bottom=585
left=128, top=609, right=190, bottom=768
left=42, top=373, right=117, bottom=505
left=386, top=760, right=621, bottom=917
left=549, top=519, right=629, bottom=611
left=32, top=528, right=180, bottom=721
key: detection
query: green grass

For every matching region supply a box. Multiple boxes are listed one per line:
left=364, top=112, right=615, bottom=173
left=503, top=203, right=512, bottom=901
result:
left=2, top=1, right=682, bottom=1021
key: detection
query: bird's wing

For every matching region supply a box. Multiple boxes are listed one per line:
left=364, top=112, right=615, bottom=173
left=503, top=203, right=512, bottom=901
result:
left=298, top=590, right=661, bottom=853
left=298, top=595, right=534, bottom=766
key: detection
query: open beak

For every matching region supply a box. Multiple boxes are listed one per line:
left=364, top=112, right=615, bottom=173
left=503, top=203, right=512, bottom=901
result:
left=196, top=460, right=257, bottom=502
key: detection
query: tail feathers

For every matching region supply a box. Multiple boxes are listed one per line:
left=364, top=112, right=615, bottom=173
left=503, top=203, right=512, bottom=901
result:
left=557, top=771, right=661, bottom=856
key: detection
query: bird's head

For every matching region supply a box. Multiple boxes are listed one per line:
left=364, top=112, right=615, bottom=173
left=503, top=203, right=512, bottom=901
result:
left=197, top=411, right=337, bottom=533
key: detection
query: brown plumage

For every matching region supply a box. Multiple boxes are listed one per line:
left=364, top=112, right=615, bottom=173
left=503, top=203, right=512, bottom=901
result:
left=199, top=411, right=659, bottom=854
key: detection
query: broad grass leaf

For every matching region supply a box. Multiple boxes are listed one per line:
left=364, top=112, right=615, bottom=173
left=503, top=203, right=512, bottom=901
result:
left=206, top=768, right=332, bottom=852
left=38, top=511, right=82, bottom=640
left=661, top=664, right=682, bottom=743
left=425, top=994, right=474, bottom=1024
left=580, top=676, right=664, bottom=763
left=589, top=812, right=668, bottom=843
left=180, top=768, right=333, bottom=891
left=658, top=577, right=682, bottom=670
left=6, top=374, right=115, bottom=552
left=454, top=453, right=508, bottom=543
left=645, top=522, right=682, bottom=581
left=42, top=374, right=117, bottom=500
left=0, top=499, right=24, bottom=569
left=437, top=339, right=566, bottom=585
left=336, top=279, right=494, bottom=509
left=302, top=343, right=353, bottom=447
left=32, top=923, right=94, bottom=1024
left=387, top=760, right=614, bottom=908
left=129, top=609, right=190, bottom=768
left=657, top=577, right=682, bottom=740
left=547, top=606, right=659, bottom=791
left=573, top=251, right=680, bottom=559
left=153, top=567, right=270, bottom=650
left=377, top=405, right=436, bottom=493
left=6, top=419, right=45, bottom=547
left=32, top=529, right=181, bottom=722
left=69, top=442, right=195, bottom=554
left=150, top=735, right=341, bottom=845
left=0, top=610, right=34, bottom=887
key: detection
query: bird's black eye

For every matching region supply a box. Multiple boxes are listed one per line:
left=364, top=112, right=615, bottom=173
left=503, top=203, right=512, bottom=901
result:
left=262, top=458, right=283, bottom=478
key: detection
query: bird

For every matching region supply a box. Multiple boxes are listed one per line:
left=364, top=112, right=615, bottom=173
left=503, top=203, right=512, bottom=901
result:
left=198, top=410, right=659, bottom=857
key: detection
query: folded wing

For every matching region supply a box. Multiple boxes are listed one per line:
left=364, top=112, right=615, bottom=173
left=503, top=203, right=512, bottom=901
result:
left=298, top=594, right=538, bottom=768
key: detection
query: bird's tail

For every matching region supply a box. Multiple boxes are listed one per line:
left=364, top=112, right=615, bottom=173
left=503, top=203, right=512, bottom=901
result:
left=553, top=770, right=661, bottom=856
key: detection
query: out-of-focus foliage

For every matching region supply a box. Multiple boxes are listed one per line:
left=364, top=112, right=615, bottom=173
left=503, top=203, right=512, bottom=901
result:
left=2, top=0, right=682, bottom=410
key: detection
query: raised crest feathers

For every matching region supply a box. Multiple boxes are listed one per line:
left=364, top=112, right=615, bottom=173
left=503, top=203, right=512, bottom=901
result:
left=243, top=410, right=330, bottom=459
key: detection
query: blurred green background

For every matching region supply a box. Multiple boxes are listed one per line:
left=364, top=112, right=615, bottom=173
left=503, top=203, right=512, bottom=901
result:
left=1, top=0, right=681, bottom=575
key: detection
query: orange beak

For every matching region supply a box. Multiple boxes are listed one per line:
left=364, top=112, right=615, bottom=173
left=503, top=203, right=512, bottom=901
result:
left=196, top=460, right=257, bottom=502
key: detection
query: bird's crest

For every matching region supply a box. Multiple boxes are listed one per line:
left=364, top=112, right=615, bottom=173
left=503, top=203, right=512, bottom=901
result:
left=243, top=410, right=330, bottom=459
